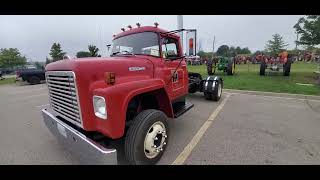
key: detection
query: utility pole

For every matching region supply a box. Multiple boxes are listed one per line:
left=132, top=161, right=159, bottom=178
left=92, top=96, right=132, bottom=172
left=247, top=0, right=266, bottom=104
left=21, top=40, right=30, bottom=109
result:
left=177, top=15, right=183, bottom=53
left=213, top=36, right=216, bottom=57
left=295, top=32, right=299, bottom=50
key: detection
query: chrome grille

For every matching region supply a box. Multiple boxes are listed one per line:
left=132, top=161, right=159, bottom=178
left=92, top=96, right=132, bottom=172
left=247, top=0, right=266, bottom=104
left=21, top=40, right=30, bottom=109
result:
left=46, top=71, right=83, bottom=127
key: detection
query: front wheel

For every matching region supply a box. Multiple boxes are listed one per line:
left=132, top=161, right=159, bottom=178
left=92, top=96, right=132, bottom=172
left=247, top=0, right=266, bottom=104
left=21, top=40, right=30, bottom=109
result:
left=28, top=76, right=41, bottom=85
left=125, top=109, right=169, bottom=165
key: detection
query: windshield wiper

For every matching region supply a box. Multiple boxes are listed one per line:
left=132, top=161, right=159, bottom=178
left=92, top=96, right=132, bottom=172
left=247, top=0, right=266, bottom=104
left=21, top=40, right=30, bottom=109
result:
left=111, top=51, right=135, bottom=56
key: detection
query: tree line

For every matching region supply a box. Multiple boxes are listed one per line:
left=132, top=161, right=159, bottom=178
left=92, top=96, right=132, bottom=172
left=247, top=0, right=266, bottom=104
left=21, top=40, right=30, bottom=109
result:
left=0, top=43, right=102, bottom=70
left=1, top=15, right=319, bottom=69
left=197, top=15, right=320, bottom=59
left=46, top=43, right=101, bottom=65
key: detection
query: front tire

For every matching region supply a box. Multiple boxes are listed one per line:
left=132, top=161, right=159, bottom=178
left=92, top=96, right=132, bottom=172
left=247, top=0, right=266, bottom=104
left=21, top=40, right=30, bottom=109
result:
left=28, top=76, right=41, bottom=85
left=125, top=109, right=169, bottom=165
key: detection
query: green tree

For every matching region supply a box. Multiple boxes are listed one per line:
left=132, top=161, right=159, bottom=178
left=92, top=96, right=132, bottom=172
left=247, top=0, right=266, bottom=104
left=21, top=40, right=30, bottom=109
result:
left=45, top=57, right=51, bottom=65
left=88, top=45, right=101, bottom=57
left=227, top=46, right=236, bottom=56
left=49, top=43, right=66, bottom=62
left=76, top=51, right=91, bottom=58
left=294, top=15, right=320, bottom=46
left=206, top=52, right=213, bottom=59
left=253, top=50, right=265, bottom=56
left=34, top=62, right=44, bottom=69
left=197, top=51, right=206, bottom=58
left=216, top=45, right=229, bottom=56
left=0, top=48, right=27, bottom=68
left=241, top=47, right=251, bottom=54
left=197, top=51, right=214, bottom=59
left=235, top=46, right=242, bottom=54
left=265, top=34, right=288, bottom=56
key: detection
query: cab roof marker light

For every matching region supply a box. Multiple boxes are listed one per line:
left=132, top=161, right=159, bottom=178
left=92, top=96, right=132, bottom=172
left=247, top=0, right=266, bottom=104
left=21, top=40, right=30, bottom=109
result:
left=121, top=28, right=125, bottom=32
left=128, top=25, right=132, bottom=30
left=154, top=22, right=159, bottom=28
left=136, top=23, right=141, bottom=28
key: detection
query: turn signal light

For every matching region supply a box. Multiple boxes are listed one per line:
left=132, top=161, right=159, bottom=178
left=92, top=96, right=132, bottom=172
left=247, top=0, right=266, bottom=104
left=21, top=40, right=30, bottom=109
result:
left=105, top=72, right=116, bottom=85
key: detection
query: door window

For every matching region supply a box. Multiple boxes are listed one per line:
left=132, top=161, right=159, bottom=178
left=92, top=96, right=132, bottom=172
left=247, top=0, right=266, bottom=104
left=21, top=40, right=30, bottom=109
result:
left=161, top=37, right=179, bottom=59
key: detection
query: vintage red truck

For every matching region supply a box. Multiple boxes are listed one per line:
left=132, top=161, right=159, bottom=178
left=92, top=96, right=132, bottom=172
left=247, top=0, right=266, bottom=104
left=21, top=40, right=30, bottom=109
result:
left=41, top=24, right=223, bottom=165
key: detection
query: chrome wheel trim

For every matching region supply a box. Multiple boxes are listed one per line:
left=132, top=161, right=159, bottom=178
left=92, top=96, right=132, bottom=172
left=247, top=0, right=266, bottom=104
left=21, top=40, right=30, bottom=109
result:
left=218, top=82, right=222, bottom=98
left=144, top=121, right=167, bottom=159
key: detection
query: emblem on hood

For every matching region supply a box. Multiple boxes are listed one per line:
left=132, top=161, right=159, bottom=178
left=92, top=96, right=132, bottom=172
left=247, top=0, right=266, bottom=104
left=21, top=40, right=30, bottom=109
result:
left=129, top=67, right=146, bottom=71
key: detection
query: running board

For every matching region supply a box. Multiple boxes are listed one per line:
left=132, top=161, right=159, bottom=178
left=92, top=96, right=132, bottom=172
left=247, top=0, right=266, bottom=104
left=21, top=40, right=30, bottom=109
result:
left=173, top=102, right=194, bottom=118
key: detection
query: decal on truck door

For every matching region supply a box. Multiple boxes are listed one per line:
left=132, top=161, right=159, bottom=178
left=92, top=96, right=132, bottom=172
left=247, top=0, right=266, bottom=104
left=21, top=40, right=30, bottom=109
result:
left=172, top=70, right=178, bottom=83
left=170, top=69, right=184, bottom=92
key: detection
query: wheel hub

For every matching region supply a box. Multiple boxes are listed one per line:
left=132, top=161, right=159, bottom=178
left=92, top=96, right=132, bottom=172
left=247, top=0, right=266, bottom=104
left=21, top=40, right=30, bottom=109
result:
left=144, top=121, right=167, bottom=159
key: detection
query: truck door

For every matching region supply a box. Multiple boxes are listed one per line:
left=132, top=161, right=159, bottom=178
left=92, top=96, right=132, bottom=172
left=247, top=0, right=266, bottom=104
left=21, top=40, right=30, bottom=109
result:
left=161, top=36, right=187, bottom=100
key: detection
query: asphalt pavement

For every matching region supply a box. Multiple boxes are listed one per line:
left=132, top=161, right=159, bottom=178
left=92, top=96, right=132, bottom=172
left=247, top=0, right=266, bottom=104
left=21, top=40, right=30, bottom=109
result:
left=0, top=83, right=319, bottom=164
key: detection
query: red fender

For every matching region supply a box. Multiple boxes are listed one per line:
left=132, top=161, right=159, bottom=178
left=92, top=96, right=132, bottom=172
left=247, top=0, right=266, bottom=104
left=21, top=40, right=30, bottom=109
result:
left=92, top=79, right=172, bottom=139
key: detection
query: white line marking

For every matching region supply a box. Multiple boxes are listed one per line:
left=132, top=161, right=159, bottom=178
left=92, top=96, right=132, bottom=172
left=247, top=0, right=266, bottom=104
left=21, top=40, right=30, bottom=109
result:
left=172, top=94, right=231, bottom=165
left=226, top=92, right=320, bottom=102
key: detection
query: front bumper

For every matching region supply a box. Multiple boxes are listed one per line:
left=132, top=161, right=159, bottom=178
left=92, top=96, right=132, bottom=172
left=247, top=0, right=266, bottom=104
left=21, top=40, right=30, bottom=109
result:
left=42, top=109, right=117, bottom=164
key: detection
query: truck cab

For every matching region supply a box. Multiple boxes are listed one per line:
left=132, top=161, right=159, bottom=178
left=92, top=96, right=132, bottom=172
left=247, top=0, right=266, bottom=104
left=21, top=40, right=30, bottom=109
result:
left=42, top=24, right=223, bottom=165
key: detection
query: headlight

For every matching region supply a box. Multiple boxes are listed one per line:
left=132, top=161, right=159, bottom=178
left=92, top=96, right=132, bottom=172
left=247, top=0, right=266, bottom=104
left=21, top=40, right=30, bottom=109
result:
left=93, top=96, right=107, bottom=119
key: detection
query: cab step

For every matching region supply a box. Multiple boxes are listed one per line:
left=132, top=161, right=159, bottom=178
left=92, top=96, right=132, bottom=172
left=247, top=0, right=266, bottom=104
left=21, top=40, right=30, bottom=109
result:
left=173, top=102, right=194, bottom=118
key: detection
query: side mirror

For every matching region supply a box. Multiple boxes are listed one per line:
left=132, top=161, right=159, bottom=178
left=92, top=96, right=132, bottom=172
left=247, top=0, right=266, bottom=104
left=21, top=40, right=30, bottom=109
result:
left=186, top=30, right=196, bottom=56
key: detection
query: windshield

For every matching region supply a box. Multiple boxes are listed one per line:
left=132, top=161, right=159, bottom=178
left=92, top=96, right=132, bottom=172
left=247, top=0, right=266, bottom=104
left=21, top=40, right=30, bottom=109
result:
left=111, top=32, right=160, bottom=57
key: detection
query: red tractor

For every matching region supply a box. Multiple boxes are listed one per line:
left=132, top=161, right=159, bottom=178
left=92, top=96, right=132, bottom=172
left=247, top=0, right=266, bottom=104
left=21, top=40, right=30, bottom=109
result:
left=41, top=24, right=223, bottom=165
left=259, top=51, right=292, bottom=76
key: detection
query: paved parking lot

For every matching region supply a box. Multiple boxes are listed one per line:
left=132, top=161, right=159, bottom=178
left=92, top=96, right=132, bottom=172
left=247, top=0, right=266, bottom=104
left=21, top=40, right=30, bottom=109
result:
left=0, top=83, right=319, bottom=164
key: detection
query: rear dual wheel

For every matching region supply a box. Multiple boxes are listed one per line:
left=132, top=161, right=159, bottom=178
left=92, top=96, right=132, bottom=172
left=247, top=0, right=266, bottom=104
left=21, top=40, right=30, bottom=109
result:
left=204, top=78, right=223, bottom=101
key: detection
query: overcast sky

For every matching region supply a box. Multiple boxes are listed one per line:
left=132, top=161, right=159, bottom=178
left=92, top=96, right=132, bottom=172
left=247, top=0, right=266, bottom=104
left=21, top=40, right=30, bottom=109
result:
left=0, top=15, right=302, bottom=61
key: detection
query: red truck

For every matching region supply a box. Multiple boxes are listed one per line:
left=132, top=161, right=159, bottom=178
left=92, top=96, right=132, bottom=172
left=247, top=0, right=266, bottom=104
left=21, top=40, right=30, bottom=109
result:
left=42, top=24, right=223, bottom=165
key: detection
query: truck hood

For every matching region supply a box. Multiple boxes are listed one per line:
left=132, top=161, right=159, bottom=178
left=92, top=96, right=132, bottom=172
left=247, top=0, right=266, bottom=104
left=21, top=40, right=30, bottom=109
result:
left=45, top=56, right=154, bottom=84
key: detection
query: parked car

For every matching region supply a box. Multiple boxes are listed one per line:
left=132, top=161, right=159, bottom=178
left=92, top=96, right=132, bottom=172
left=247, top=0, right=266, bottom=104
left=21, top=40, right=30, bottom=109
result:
left=16, top=68, right=45, bottom=85
left=0, top=70, right=4, bottom=80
